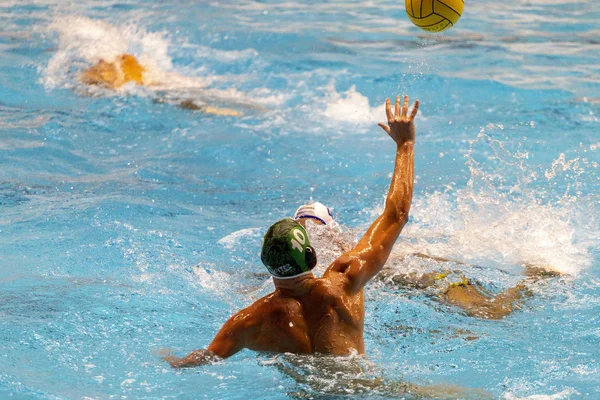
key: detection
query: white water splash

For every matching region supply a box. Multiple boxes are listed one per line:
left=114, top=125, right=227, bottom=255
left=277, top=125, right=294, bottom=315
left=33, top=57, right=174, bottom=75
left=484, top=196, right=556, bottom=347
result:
left=217, top=228, right=262, bottom=250
left=192, top=264, right=237, bottom=296
left=303, top=222, right=357, bottom=276
left=503, top=388, right=578, bottom=400
left=41, top=16, right=281, bottom=109
left=232, top=69, right=398, bottom=135
left=43, top=16, right=177, bottom=90
left=211, top=129, right=597, bottom=279
left=321, top=85, right=383, bottom=125
left=310, top=83, right=425, bottom=133
left=395, top=131, right=598, bottom=276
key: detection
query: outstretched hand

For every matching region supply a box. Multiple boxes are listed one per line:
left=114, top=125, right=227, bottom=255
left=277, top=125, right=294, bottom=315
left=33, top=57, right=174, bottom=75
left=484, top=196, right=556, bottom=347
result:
left=378, top=95, right=419, bottom=145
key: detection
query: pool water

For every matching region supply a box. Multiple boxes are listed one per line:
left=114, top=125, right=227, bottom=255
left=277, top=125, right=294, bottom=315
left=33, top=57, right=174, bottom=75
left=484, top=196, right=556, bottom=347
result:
left=1, top=0, right=599, bottom=398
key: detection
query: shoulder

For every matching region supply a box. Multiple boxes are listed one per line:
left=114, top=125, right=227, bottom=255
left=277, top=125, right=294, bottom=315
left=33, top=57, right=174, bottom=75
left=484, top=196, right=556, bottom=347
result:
left=252, top=292, right=303, bottom=316
left=245, top=293, right=307, bottom=330
left=323, top=254, right=368, bottom=294
left=249, top=292, right=282, bottom=311
left=222, top=295, right=290, bottom=337
left=315, top=270, right=352, bottom=299
left=228, top=294, right=278, bottom=326
left=324, top=254, right=361, bottom=279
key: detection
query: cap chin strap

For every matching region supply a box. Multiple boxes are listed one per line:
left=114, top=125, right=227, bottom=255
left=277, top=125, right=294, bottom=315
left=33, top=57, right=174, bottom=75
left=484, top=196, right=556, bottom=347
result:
left=270, top=270, right=314, bottom=280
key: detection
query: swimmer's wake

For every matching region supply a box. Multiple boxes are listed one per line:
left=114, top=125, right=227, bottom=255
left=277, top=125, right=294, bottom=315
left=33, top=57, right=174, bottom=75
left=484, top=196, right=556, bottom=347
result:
left=44, top=16, right=268, bottom=116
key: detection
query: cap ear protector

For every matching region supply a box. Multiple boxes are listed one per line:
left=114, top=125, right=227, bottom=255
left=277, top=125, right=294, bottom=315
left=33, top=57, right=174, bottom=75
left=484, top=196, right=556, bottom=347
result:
left=305, top=246, right=317, bottom=270
left=261, top=219, right=318, bottom=279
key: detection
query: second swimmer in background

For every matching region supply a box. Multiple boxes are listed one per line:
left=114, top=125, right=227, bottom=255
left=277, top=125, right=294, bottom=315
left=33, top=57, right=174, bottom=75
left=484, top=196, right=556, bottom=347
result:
left=293, top=201, right=558, bottom=320
left=79, top=53, right=242, bottom=116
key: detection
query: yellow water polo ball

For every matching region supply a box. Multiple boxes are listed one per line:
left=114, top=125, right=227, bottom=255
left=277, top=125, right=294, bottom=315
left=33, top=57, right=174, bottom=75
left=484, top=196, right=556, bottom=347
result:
left=405, top=0, right=464, bottom=32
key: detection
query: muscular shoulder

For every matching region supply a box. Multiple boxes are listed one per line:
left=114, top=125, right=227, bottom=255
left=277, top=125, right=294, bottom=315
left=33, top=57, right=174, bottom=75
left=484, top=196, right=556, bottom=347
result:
left=324, top=254, right=366, bottom=294
left=228, top=294, right=281, bottom=324
left=323, top=255, right=360, bottom=284
left=327, top=254, right=361, bottom=275
left=253, top=292, right=303, bottom=317
left=249, top=293, right=309, bottom=334
left=311, top=276, right=347, bottom=303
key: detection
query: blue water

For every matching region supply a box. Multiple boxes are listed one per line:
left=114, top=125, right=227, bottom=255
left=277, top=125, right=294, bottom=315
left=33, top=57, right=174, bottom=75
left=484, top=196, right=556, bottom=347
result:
left=1, top=1, right=599, bottom=399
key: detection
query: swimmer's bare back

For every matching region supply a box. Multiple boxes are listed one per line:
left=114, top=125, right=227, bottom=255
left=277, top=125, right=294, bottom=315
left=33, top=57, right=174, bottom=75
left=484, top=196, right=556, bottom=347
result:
left=164, top=95, right=419, bottom=367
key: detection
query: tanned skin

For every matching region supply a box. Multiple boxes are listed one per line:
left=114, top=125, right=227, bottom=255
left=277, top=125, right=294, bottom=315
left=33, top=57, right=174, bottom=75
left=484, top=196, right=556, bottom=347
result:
left=164, top=95, right=419, bottom=368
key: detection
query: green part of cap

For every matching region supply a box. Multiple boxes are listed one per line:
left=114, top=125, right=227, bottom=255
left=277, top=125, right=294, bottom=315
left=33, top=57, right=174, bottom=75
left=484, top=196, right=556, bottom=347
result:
left=261, top=218, right=312, bottom=278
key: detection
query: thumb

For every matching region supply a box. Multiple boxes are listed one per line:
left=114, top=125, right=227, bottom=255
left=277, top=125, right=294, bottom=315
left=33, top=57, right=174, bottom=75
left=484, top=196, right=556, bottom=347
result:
left=378, top=122, right=391, bottom=136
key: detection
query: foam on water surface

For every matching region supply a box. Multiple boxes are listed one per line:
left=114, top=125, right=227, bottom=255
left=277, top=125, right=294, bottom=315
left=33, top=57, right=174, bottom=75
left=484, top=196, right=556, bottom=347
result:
left=321, top=85, right=383, bottom=125
left=42, top=16, right=281, bottom=110
left=378, top=131, right=598, bottom=277
left=503, top=388, right=579, bottom=400
left=44, top=16, right=175, bottom=90
left=217, top=227, right=262, bottom=250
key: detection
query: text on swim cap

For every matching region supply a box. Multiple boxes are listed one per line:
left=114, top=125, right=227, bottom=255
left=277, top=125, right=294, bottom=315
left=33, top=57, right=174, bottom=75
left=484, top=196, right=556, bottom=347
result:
left=291, top=229, right=306, bottom=254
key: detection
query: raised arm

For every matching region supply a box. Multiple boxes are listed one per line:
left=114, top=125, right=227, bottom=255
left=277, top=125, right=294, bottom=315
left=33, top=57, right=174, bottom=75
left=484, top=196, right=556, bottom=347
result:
left=326, top=95, right=418, bottom=293
left=163, top=308, right=257, bottom=368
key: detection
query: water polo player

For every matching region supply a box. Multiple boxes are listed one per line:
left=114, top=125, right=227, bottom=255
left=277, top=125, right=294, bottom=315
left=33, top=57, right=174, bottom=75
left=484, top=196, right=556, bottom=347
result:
left=80, top=53, right=242, bottom=116
left=80, top=53, right=145, bottom=88
left=163, top=95, right=419, bottom=367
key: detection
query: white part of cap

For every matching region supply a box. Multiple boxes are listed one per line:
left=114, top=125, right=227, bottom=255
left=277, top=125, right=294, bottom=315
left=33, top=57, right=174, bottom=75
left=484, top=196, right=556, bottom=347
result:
left=293, top=202, right=334, bottom=225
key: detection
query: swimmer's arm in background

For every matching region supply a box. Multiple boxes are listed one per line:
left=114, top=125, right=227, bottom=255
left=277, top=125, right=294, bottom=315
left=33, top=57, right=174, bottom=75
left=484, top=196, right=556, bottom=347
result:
left=378, top=253, right=467, bottom=288
left=80, top=54, right=245, bottom=116
left=379, top=268, right=452, bottom=289
left=326, top=95, right=419, bottom=294
left=176, top=100, right=243, bottom=117
left=163, top=308, right=259, bottom=368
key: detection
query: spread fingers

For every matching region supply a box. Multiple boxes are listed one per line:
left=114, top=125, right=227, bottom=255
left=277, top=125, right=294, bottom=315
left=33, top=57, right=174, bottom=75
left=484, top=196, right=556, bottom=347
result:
left=385, top=98, right=393, bottom=121
left=410, top=100, right=420, bottom=120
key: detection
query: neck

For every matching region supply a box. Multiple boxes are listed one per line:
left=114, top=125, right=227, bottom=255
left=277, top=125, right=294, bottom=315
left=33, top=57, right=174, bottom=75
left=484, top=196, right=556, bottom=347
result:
left=273, top=272, right=315, bottom=296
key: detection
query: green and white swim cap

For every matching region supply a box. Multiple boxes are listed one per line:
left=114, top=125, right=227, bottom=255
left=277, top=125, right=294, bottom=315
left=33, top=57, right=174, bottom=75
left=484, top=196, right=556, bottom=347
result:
left=261, top=218, right=317, bottom=279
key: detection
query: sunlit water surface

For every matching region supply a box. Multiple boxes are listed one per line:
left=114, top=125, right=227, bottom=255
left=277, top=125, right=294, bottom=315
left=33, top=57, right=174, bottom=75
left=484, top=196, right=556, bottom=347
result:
left=1, top=0, right=599, bottom=399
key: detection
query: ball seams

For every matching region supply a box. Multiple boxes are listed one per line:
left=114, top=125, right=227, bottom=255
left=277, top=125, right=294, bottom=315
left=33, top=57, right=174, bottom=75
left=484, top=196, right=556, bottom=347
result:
left=436, top=0, right=462, bottom=18
left=406, top=0, right=462, bottom=32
